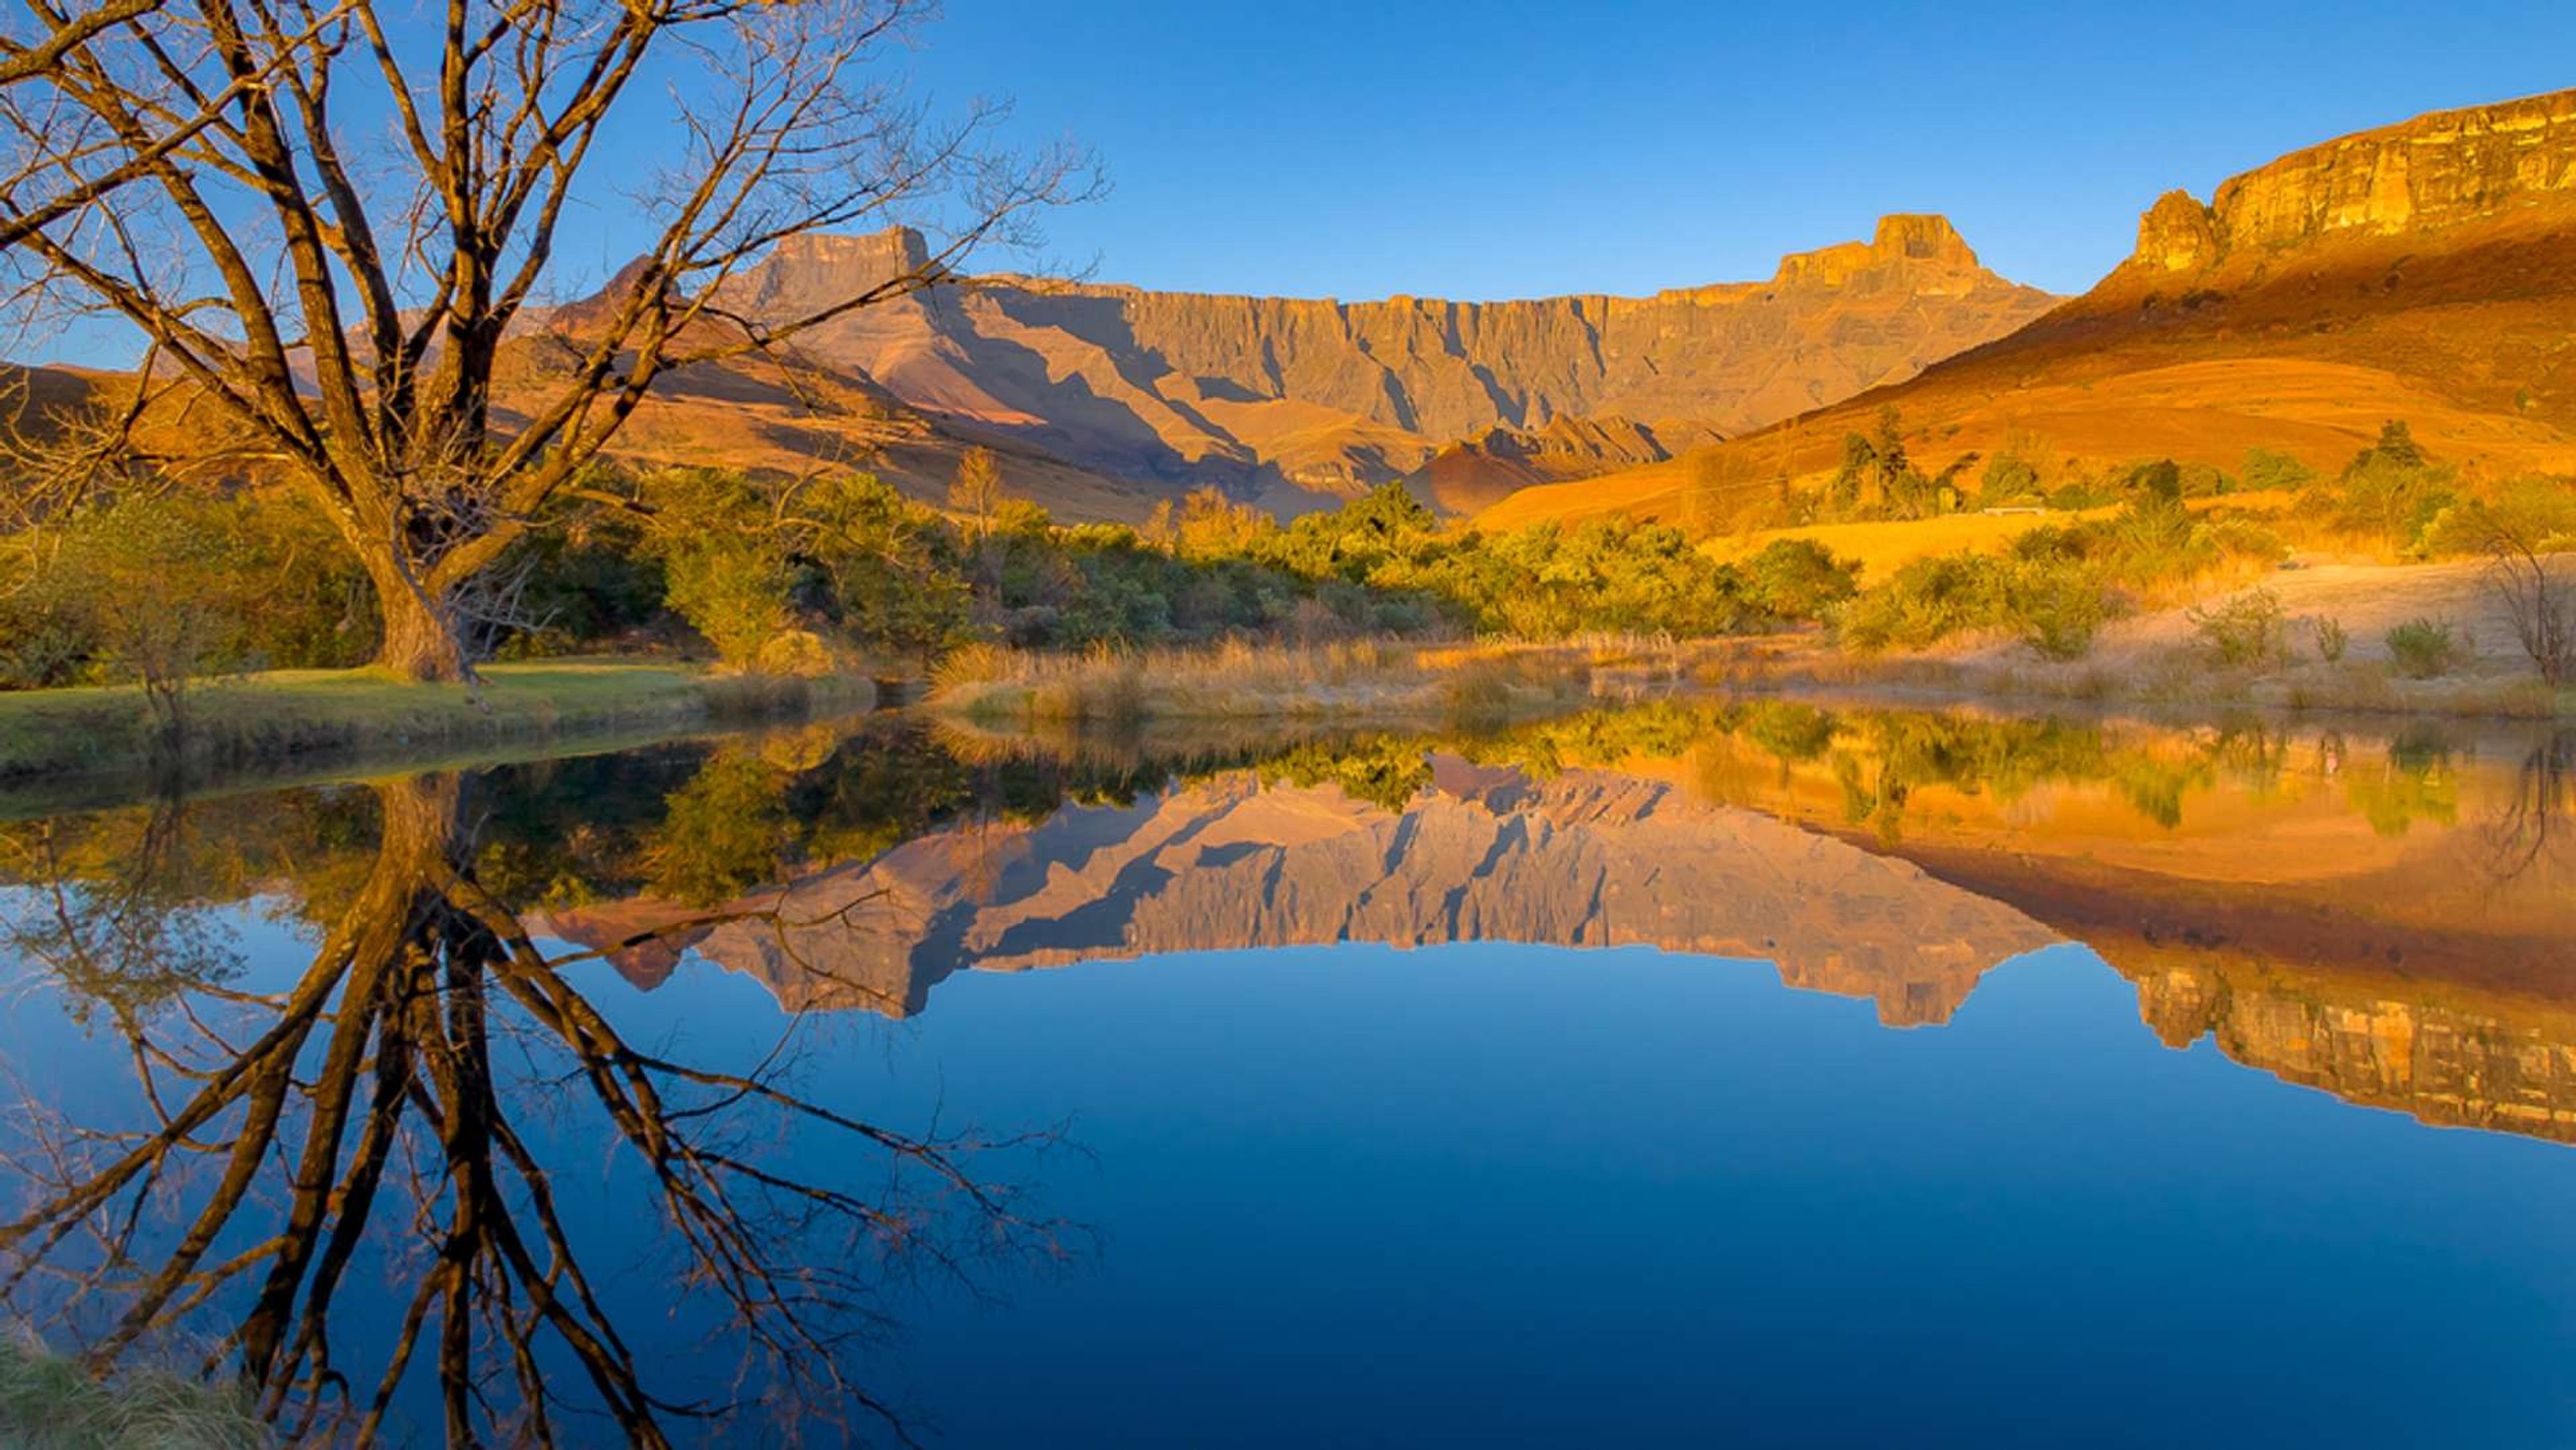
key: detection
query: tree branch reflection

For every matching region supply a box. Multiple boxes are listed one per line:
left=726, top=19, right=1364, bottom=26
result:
left=1, top=773, right=1074, bottom=1447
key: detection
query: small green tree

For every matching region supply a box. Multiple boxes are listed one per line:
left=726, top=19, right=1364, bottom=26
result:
left=949, top=446, right=1006, bottom=545
left=2332, top=420, right=2455, bottom=553
left=661, top=535, right=793, bottom=671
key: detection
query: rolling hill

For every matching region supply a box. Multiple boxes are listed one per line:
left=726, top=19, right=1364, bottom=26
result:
left=1479, top=88, right=2576, bottom=532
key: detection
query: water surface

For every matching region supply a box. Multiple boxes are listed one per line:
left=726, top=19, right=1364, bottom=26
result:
left=2, top=701, right=2571, bottom=1446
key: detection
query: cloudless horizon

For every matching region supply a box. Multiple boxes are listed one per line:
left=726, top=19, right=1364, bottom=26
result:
left=860, top=0, right=2575, bottom=302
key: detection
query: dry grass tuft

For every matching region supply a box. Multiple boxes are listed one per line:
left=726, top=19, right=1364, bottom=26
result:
left=927, top=636, right=1629, bottom=724
left=0, top=1335, right=270, bottom=1449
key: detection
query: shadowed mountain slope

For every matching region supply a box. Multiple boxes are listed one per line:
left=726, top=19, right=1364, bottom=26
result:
left=712, top=215, right=2054, bottom=513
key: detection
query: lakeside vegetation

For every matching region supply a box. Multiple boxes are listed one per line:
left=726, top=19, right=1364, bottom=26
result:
left=3, top=404, right=2567, bottom=792
left=0, top=661, right=871, bottom=790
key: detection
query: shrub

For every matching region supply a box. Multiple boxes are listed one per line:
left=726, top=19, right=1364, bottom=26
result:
left=2241, top=447, right=2315, bottom=494
left=2384, top=618, right=2468, bottom=679
left=2188, top=588, right=2286, bottom=667
left=2009, top=562, right=2110, bottom=661
left=1839, top=552, right=2014, bottom=651
left=2308, top=614, right=2349, bottom=663
left=755, top=629, right=836, bottom=678
left=1740, top=537, right=1860, bottom=622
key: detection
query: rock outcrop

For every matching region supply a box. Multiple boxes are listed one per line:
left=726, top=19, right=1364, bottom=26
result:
left=534, top=757, right=2062, bottom=1026
left=719, top=215, right=2055, bottom=508
left=2121, top=89, right=2576, bottom=277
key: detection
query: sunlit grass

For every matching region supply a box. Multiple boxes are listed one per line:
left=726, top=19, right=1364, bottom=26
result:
left=927, top=636, right=1690, bottom=724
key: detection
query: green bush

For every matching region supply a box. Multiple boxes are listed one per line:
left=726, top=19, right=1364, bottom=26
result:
left=2188, top=588, right=2287, bottom=667
left=1739, top=537, right=1860, bottom=622
left=2010, top=563, right=2111, bottom=660
left=1839, top=552, right=2014, bottom=651
left=2383, top=617, right=2468, bottom=679
left=0, top=490, right=371, bottom=692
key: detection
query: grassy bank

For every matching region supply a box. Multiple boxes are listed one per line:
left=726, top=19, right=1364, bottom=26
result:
left=0, top=1336, right=268, bottom=1449
left=1703, top=636, right=2575, bottom=722
left=926, top=637, right=1711, bottom=726
left=929, top=625, right=2573, bottom=734
left=0, top=661, right=876, bottom=792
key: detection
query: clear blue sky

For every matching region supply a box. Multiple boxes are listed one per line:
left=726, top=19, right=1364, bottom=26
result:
left=19, top=0, right=2573, bottom=370
left=878, top=0, right=2576, bottom=300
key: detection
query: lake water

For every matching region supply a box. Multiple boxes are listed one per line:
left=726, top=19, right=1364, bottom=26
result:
left=3, top=699, right=2573, bottom=1447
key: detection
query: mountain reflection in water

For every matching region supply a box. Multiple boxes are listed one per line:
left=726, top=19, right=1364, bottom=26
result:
left=1, top=699, right=2571, bottom=1444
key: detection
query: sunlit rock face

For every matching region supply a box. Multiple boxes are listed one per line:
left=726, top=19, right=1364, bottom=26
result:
left=536, top=758, right=2061, bottom=1025
left=718, top=215, right=2055, bottom=502
left=2121, top=89, right=2576, bottom=275
left=2135, top=964, right=2576, bottom=1142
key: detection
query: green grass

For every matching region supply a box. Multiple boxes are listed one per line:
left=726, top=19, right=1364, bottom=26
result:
left=0, top=1336, right=268, bottom=1449
left=0, top=659, right=875, bottom=793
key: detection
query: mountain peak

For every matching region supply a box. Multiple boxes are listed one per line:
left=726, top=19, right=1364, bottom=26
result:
left=1871, top=212, right=1974, bottom=263
left=1769, top=213, right=1984, bottom=293
left=729, top=225, right=936, bottom=315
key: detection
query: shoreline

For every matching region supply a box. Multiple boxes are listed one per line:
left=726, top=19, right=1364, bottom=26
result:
left=0, top=662, right=877, bottom=813
left=6, top=628, right=2562, bottom=818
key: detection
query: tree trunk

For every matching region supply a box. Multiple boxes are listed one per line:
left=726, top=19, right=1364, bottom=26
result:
left=372, top=567, right=473, bottom=683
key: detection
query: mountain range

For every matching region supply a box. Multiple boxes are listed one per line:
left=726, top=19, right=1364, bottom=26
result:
left=512, top=212, right=2051, bottom=519
left=12, top=89, right=2573, bottom=531
left=1482, top=87, right=2576, bottom=528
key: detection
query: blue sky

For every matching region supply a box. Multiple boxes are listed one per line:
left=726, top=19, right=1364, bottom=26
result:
left=17, top=0, right=2571, bottom=369
left=875, top=0, right=2575, bottom=299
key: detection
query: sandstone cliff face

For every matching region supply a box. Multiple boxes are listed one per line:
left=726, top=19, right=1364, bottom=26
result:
left=2124, top=89, right=2576, bottom=275
left=535, top=757, right=2061, bottom=1025
left=727, top=215, right=2055, bottom=506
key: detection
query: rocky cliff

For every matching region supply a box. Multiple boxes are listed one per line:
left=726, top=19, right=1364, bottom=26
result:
left=723, top=215, right=2055, bottom=507
left=2125, top=89, right=2576, bottom=276
left=535, top=757, right=2061, bottom=1025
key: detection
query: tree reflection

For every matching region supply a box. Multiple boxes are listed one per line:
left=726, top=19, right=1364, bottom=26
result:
left=1, top=773, right=1070, bottom=1447
left=2481, top=726, right=2575, bottom=882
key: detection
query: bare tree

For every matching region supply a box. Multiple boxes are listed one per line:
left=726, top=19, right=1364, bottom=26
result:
left=0, top=0, right=1094, bottom=680
left=2458, top=489, right=2575, bottom=685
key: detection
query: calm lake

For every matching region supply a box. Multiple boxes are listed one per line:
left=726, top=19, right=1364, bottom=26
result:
left=3, top=698, right=2573, bottom=1447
